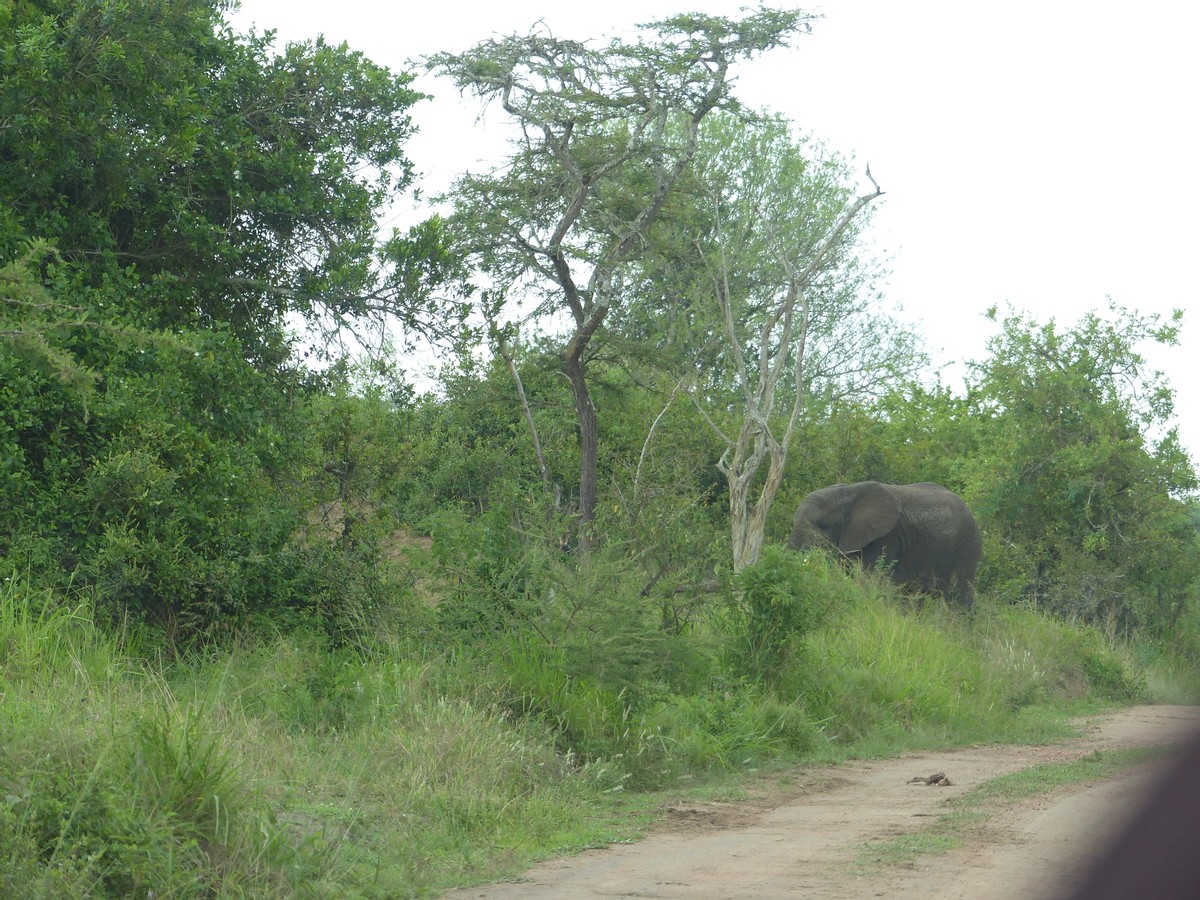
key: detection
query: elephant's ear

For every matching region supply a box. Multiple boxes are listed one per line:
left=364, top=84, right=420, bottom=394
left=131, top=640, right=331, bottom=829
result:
left=838, top=482, right=901, bottom=552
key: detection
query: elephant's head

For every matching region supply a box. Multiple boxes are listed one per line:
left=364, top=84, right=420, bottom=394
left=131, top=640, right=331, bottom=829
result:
left=788, top=481, right=902, bottom=554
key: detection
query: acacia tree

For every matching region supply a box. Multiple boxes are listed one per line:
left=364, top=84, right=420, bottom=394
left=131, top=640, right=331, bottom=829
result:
left=630, top=114, right=924, bottom=570
left=428, top=9, right=814, bottom=536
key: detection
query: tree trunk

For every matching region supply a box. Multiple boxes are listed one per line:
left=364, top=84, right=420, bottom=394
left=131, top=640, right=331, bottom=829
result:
left=727, top=429, right=788, bottom=573
left=729, top=478, right=760, bottom=572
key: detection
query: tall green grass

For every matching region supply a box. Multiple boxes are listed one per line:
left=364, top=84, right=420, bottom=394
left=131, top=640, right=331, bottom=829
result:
left=793, top=578, right=1148, bottom=755
left=0, top=580, right=315, bottom=897
left=0, top=568, right=1180, bottom=896
left=177, top=635, right=613, bottom=894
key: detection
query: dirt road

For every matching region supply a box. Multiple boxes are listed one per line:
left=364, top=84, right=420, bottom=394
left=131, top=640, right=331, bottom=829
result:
left=448, top=705, right=1200, bottom=899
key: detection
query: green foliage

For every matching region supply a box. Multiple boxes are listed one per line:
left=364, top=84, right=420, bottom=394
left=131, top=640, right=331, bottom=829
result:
left=0, top=585, right=315, bottom=897
left=302, top=355, right=418, bottom=553
left=404, top=342, right=579, bottom=517
left=855, top=385, right=979, bottom=489
left=1, top=260, right=417, bottom=642
left=0, top=2, right=446, bottom=645
left=0, top=241, right=101, bottom=395
left=427, top=494, right=557, bottom=633
left=965, top=304, right=1197, bottom=634
left=410, top=344, right=729, bottom=600
left=646, top=688, right=818, bottom=772
left=1, top=314, right=292, bottom=637
left=430, top=493, right=714, bottom=694
left=727, top=546, right=846, bottom=684
left=1, top=0, right=426, bottom=354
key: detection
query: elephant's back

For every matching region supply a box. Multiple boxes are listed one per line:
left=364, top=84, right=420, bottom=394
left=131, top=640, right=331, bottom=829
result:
left=890, top=482, right=969, bottom=511
left=891, top=483, right=978, bottom=541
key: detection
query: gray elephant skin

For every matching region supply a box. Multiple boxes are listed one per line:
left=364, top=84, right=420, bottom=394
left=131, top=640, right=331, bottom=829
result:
left=787, top=481, right=981, bottom=608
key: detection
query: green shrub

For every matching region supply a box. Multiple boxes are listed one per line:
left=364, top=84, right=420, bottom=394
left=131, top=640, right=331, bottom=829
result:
left=727, top=547, right=849, bottom=685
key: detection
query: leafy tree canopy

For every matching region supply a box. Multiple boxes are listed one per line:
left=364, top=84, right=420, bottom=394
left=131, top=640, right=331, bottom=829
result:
left=0, top=0, right=430, bottom=359
left=964, top=304, right=1196, bottom=626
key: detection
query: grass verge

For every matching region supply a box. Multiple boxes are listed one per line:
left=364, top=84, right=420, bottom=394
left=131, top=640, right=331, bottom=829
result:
left=2, top=568, right=1190, bottom=896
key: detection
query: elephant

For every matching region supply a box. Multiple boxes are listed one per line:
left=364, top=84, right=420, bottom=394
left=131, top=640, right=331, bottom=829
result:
left=787, top=481, right=981, bottom=609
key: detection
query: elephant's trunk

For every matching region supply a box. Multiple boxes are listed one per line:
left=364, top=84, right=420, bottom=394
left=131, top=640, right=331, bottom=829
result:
left=787, top=522, right=821, bottom=551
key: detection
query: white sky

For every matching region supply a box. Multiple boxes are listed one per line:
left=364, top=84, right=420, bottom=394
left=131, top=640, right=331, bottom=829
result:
left=231, top=0, right=1199, bottom=460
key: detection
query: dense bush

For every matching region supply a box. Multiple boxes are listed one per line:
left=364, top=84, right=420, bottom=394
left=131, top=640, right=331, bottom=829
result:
left=0, top=257, right=414, bottom=643
left=727, top=546, right=848, bottom=685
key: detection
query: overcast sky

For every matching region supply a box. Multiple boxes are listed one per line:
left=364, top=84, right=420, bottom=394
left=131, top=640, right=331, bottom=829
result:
left=230, top=0, right=1199, bottom=459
